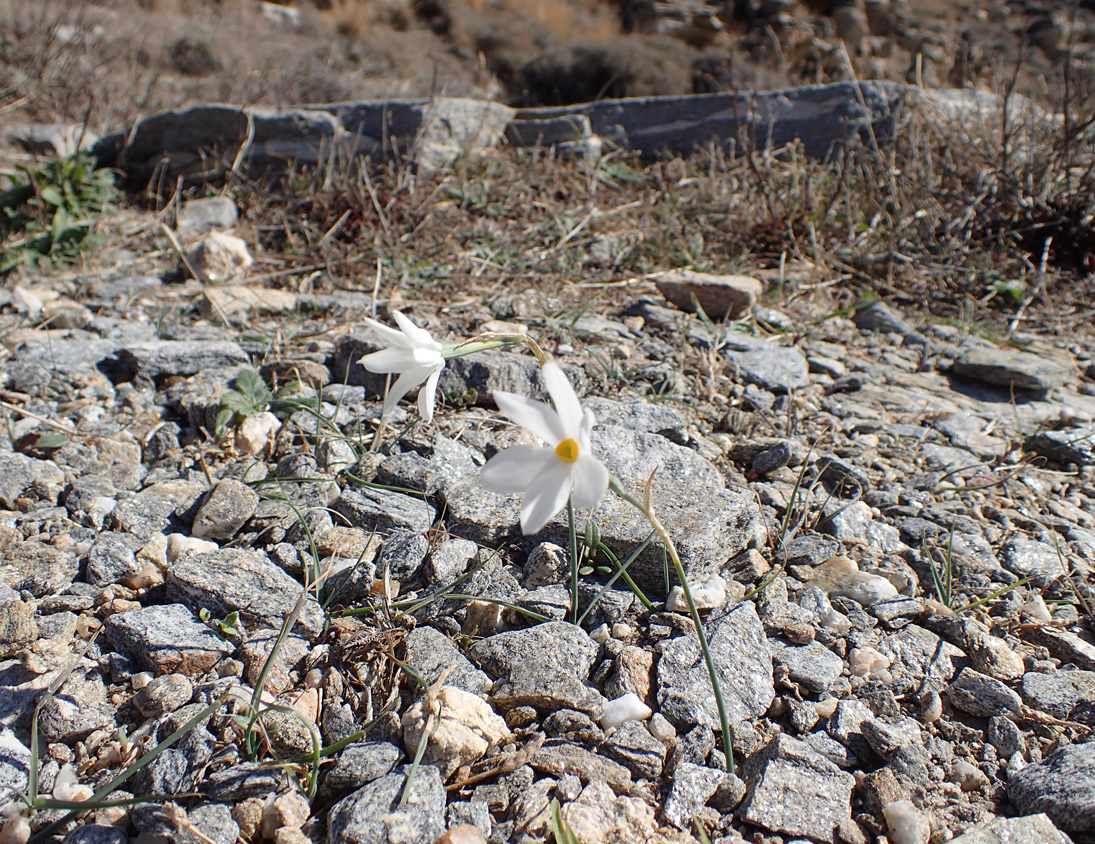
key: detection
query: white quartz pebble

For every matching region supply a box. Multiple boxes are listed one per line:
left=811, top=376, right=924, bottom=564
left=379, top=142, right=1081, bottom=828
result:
left=599, top=693, right=653, bottom=731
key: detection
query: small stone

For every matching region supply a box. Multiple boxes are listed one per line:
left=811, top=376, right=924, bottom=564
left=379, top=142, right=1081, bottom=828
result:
left=655, top=271, right=762, bottom=321
left=532, top=743, right=632, bottom=794
left=599, top=693, right=653, bottom=731
left=952, top=346, right=1069, bottom=394
left=0, top=601, right=37, bottom=658
left=470, top=621, right=604, bottom=713
left=661, top=762, right=723, bottom=829
left=1024, top=423, right=1095, bottom=466
left=177, top=197, right=238, bottom=235
left=260, top=790, right=311, bottom=839
left=133, top=674, right=193, bottom=718
left=318, top=742, right=404, bottom=802
left=773, top=640, right=845, bottom=693
left=947, top=668, right=1023, bottom=719
left=235, top=412, right=281, bottom=458
left=882, top=799, right=931, bottom=844
left=738, top=733, right=855, bottom=841
left=188, top=231, right=253, bottom=284
left=810, top=556, right=899, bottom=605
left=403, top=627, right=490, bottom=697
left=604, top=645, right=654, bottom=703
left=191, top=479, right=259, bottom=541
left=949, top=758, right=989, bottom=792
left=946, top=813, right=1073, bottom=843
left=166, top=534, right=219, bottom=561
left=1021, top=669, right=1095, bottom=725
left=987, top=715, right=1025, bottom=758
left=599, top=720, right=666, bottom=781
left=562, top=780, right=679, bottom=844
left=666, top=574, right=725, bottom=613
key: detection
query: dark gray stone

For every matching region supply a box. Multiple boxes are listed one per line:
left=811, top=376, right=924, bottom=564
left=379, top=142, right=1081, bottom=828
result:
left=470, top=621, right=603, bottom=713
left=203, top=762, right=286, bottom=801
left=336, top=486, right=437, bottom=535
left=111, top=340, right=248, bottom=380
left=0, top=453, right=64, bottom=510
left=772, top=641, right=844, bottom=693
left=662, top=762, right=724, bottom=829
left=62, top=824, right=128, bottom=844
left=531, top=742, right=632, bottom=793
left=952, top=346, right=1069, bottom=394
left=738, top=733, right=855, bottom=841
left=319, top=741, right=404, bottom=802
left=403, top=626, right=490, bottom=697
left=104, top=603, right=235, bottom=677
left=1008, top=741, right=1095, bottom=832
left=657, top=600, right=774, bottom=731
left=947, top=668, right=1023, bottom=719
left=191, top=478, right=260, bottom=541
left=167, top=548, right=324, bottom=637
left=328, top=764, right=446, bottom=844
left=86, top=533, right=143, bottom=587
left=177, top=197, right=238, bottom=234
left=599, top=720, right=667, bottom=781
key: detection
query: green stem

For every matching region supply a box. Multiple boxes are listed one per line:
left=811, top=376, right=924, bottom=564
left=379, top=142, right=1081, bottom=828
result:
left=608, top=475, right=735, bottom=775
left=443, top=333, right=547, bottom=365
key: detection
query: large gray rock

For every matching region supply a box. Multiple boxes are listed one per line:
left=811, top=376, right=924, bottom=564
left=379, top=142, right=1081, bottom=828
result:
left=657, top=600, right=774, bottom=731
left=952, top=346, right=1070, bottom=394
left=403, top=626, right=490, bottom=697
left=336, top=486, right=437, bottom=536
left=470, top=621, right=603, bottom=713
left=328, top=765, right=446, bottom=844
left=104, top=604, right=235, bottom=676
left=1008, top=741, right=1095, bottom=832
left=738, top=732, right=855, bottom=841
left=111, top=340, right=249, bottom=380
left=167, top=548, right=324, bottom=637
left=722, top=334, right=809, bottom=394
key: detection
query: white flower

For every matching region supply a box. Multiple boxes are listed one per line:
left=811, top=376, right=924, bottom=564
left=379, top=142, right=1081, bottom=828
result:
left=358, top=312, right=445, bottom=422
left=481, top=361, right=609, bottom=535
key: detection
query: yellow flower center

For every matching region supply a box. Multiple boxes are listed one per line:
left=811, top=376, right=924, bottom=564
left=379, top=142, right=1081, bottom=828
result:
left=555, top=438, right=580, bottom=463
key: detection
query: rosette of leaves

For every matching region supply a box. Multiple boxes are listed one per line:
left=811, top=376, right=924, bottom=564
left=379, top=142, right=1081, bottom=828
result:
left=215, top=369, right=317, bottom=437
left=0, top=152, right=118, bottom=273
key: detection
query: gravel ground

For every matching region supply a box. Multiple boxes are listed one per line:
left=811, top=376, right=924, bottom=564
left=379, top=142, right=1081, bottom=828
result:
left=0, top=200, right=1094, bottom=844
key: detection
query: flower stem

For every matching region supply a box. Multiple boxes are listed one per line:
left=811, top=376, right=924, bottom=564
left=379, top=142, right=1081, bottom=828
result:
left=567, top=497, right=579, bottom=624
left=608, top=475, right=736, bottom=775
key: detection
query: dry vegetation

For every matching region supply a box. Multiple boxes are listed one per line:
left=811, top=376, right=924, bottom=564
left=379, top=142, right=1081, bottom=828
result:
left=2, top=0, right=1095, bottom=341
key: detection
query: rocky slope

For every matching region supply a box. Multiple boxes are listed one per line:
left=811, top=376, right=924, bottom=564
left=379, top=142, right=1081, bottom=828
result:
left=0, top=195, right=1093, bottom=843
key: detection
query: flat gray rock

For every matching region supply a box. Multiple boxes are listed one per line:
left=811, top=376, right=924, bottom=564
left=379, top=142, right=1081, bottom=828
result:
left=167, top=548, right=324, bottom=637
left=772, top=640, right=845, bottom=693
left=657, top=600, right=774, bottom=730
left=662, top=761, right=724, bottom=829
left=531, top=742, right=632, bottom=793
left=328, top=765, right=446, bottom=844
left=599, top=720, right=667, bottom=781
left=948, top=813, right=1073, bottom=843
left=318, top=741, right=404, bottom=802
left=0, top=727, right=29, bottom=812
left=191, top=478, right=259, bottom=541
left=999, top=536, right=1068, bottom=583
left=113, top=340, right=248, bottom=380
left=104, top=604, right=235, bottom=676
left=952, top=346, right=1070, bottom=394
left=112, top=480, right=206, bottom=541
left=1008, top=741, right=1095, bottom=832
left=469, top=621, right=603, bottom=713
left=177, top=197, right=238, bottom=234
left=336, top=486, right=437, bottom=536
left=738, top=732, right=855, bottom=841
left=722, top=337, right=809, bottom=394
left=1021, top=670, right=1095, bottom=726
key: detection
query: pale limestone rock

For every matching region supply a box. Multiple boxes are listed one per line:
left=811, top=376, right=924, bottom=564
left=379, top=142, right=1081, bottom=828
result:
left=401, top=687, right=509, bottom=779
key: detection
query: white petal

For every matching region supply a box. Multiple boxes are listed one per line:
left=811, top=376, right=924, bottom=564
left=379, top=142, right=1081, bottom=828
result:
left=418, top=366, right=442, bottom=422
left=542, top=362, right=583, bottom=437
left=493, top=391, right=565, bottom=445
left=382, top=367, right=428, bottom=417
left=359, top=346, right=414, bottom=374
left=481, top=445, right=554, bottom=494
left=520, top=458, right=573, bottom=535
left=392, top=311, right=441, bottom=350
left=579, top=407, right=596, bottom=449
left=363, top=316, right=414, bottom=349
left=570, top=454, right=609, bottom=510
